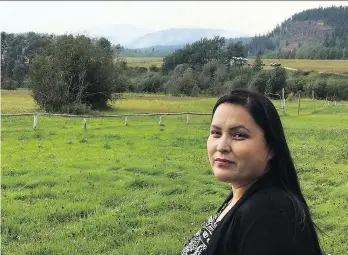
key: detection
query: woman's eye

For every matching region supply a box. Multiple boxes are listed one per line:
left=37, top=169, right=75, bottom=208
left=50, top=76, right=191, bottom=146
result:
left=210, top=130, right=220, bottom=136
left=233, top=133, right=246, bottom=139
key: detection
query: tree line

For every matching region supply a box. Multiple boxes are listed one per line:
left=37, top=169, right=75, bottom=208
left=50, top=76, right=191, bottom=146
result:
left=1, top=32, right=348, bottom=114
left=127, top=37, right=348, bottom=101
left=1, top=32, right=128, bottom=113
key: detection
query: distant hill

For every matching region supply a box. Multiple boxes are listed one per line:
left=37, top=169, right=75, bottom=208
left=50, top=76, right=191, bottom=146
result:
left=120, top=37, right=253, bottom=58
left=120, top=45, right=184, bottom=57
left=74, top=24, right=154, bottom=46
left=125, top=28, right=248, bottom=49
left=270, top=6, right=347, bottom=50
left=247, top=5, right=348, bottom=58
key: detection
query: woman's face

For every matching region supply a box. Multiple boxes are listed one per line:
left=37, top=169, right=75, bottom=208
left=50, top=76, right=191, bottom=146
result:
left=207, top=103, right=272, bottom=187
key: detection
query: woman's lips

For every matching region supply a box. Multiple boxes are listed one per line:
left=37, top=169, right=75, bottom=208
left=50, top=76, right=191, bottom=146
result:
left=214, top=158, right=234, bottom=167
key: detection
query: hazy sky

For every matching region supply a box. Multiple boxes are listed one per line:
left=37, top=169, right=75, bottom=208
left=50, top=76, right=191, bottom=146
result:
left=1, top=1, right=347, bottom=36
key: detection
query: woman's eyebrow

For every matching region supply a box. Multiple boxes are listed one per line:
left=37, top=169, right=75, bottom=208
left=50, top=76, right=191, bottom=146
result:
left=210, top=124, right=251, bottom=133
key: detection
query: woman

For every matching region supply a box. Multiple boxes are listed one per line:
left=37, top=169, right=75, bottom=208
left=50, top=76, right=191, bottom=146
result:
left=181, top=89, right=323, bottom=255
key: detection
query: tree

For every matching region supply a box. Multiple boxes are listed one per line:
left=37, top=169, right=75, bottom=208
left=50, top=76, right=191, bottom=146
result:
left=1, top=32, right=53, bottom=89
left=136, top=72, right=166, bottom=93
left=97, top=37, right=112, bottom=52
left=29, top=35, right=126, bottom=112
left=343, top=48, right=348, bottom=59
left=265, top=67, right=287, bottom=94
left=252, top=53, right=263, bottom=71
left=12, top=60, right=26, bottom=87
left=163, top=64, right=198, bottom=96
left=223, top=74, right=249, bottom=92
left=149, top=64, right=159, bottom=72
left=248, top=71, right=269, bottom=93
left=225, top=41, right=245, bottom=61
left=161, top=36, right=227, bottom=73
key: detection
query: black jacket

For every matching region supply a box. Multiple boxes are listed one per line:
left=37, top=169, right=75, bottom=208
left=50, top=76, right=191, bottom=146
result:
left=205, top=171, right=323, bottom=255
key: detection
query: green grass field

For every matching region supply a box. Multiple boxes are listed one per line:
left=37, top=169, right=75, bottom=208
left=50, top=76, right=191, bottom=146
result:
left=2, top=90, right=348, bottom=254
left=123, top=56, right=348, bottom=74
left=249, top=59, right=348, bottom=74
left=124, top=57, right=163, bottom=68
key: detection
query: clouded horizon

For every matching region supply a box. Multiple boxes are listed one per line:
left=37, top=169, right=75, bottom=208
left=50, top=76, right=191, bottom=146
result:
left=1, top=1, right=347, bottom=36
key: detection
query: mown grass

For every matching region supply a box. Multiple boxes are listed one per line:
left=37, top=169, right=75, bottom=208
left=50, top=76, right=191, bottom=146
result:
left=1, top=90, right=348, bottom=254
left=124, top=57, right=163, bottom=68
left=239, top=59, right=348, bottom=74
left=123, top=56, right=348, bottom=74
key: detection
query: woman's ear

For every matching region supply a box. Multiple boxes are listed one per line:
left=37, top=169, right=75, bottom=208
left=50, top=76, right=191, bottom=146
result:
left=268, top=150, right=274, bottom=160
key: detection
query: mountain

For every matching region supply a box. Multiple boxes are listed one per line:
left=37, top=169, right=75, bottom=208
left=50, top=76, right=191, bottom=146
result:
left=246, top=5, right=348, bottom=58
left=74, top=24, right=154, bottom=46
left=125, top=28, right=248, bottom=49
left=271, top=6, right=347, bottom=50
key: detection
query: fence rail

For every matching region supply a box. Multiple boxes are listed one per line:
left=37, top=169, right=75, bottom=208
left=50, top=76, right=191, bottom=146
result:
left=1, top=112, right=212, bottom=128
left=0, top=112, right=211, bottom=118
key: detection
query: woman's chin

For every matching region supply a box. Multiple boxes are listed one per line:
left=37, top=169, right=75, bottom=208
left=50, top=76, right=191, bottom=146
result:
left=213, top=169, right=237, bottom=183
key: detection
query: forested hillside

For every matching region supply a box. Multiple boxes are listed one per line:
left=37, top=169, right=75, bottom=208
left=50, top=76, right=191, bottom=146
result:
left=247, top=6, right=348, bottom=59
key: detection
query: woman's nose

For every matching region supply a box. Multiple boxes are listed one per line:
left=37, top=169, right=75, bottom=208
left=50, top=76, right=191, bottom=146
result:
left=216, top=137, right=231, bottom=153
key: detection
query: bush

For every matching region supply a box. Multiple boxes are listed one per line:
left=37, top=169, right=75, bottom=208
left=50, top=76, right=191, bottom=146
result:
left=311, top=78, right=327, bottom=99
left=149, top=65, right=159, bottom=72
left=265, top=67, right=287, bottom=94
left=285, top=77, right=305, bottom=94
left=197, top=60, right=229, bottom=95
left=29, top=35, right=125, bottom=112
left=326, top=77, right=348, bottom=100
left=223, top=75, right=249, bottom=93
left=1, top=80, right=18, bottom=90
left=61, top=103, right=92, bottom=115
left=190, top=85, right=201, bottom=97
left=248, top=71, right=269, bottom=94
left=133, top=67, right=148, bottom=74
left=164, top=64, right=197, bottom=96
left=136, top=72, right=167, bottom=93
left=286, top=92, right=296, bottom=101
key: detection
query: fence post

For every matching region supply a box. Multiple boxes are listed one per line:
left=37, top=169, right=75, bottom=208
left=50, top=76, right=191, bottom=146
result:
left=281, top=88, right=285, bottom=112
left=83, top=118, right=87, bottom=130
left=159, top=115, right=162, bottom=125
left=33, top=114, right=38, bottom=128
left=312, top=90, right=315, bottom=111
left=124, top=116, right=128, bottom=126
left=297, top=92, right=301, bottom=115
left=186, top=114, right=190, bottom=124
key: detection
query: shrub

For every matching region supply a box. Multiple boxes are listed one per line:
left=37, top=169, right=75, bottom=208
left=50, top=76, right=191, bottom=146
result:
left=285, top=77, right=305, bottom=94
left=1, top=80, right=18, bottom=90
left=29, top=35, right=126, bottom=112
left=248, top=71, right=269, bottom=94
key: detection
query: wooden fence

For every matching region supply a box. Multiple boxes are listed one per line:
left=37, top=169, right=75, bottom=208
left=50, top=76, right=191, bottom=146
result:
left=0, top=112, right=212, bottom=129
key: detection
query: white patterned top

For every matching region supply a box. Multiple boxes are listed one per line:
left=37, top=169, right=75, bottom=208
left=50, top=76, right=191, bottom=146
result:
left=181, top=201, right=229, bottom=255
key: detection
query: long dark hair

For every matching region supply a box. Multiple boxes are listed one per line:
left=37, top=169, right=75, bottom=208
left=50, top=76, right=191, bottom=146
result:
left=211, top=89, right=323, bottom=252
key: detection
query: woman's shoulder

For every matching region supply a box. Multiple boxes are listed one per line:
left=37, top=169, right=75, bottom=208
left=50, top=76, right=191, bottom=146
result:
left=231, top=188, right=321, bottom=255
left=238, top=187, right=295, bottom=220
